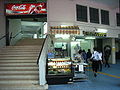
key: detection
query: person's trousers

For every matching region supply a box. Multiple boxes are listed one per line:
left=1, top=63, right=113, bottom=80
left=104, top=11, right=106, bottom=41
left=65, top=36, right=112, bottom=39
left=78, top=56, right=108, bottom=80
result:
left=92, top=61, right=99, bottom=73
left=105, top=57, right=110, bottom=67
left=99, top=60, right=102, bottom=71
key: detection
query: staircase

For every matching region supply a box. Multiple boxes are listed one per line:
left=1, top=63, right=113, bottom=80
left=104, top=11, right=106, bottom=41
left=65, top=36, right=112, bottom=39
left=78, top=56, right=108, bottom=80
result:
left=15, top=38, right=45, bottom=46
left=0, top=39, right=48, bottom=90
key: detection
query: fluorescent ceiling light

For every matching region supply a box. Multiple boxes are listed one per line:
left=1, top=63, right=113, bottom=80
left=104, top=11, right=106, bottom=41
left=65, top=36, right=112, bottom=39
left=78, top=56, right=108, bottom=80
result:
left=60, top=25, right=69, bottom=27
left=96, top=29, right=107, bottom=33
left=85, top=37, right=95, bottom=39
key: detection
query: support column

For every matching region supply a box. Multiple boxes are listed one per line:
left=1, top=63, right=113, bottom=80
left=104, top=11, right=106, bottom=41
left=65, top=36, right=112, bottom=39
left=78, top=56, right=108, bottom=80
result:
left=111, top=38, right=116, bottom=64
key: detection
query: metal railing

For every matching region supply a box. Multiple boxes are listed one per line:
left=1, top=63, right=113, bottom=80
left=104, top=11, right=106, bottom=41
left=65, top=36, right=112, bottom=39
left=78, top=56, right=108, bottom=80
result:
left=9, top=31, right=22, bottom=43
left=0, top=32, right=9, bottom=46
left=0, top=31, right=9, bottom=41
left=0, top=31, right=22, bottom=45
left=0, top=35, right=6, bottom=41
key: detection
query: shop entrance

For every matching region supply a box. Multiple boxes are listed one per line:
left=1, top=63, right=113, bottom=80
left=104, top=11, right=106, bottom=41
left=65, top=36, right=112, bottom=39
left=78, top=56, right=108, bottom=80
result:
left=71, top=39, right=94, bottom=60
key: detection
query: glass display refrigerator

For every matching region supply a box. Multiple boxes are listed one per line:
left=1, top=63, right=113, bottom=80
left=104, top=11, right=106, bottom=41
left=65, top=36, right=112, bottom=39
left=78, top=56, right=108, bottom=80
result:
left=46, top=57, right=73, bottom=84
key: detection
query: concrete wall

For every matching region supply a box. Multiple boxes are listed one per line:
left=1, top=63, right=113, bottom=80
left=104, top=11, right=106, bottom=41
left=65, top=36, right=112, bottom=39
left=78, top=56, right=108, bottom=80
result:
left=48, top=0, right=75, bottom=26
left=9, top=19, right=22, bottom=45
left=0, top=0, right=6, bottom=47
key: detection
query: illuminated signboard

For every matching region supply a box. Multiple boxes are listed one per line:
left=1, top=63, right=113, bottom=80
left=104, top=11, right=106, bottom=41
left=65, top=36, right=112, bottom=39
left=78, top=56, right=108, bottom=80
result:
left=83, top=31, right=106, bottom=37
left=6, top=3, right=47, bottom=15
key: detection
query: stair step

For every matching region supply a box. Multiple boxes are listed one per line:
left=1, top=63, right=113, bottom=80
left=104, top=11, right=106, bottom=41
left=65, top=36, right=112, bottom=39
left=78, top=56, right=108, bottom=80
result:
left=0, top=60, right=37, bottom=63
left=0, top=51, right=40, bottom=54
left=2, top=48, right=41, bottom=50
left=15, top=44, right=44, bottom=45
left=0, top=71, right=38, bottom=75
left=0, top=54, right=39, bottom=57
left=15, top=43, right=43, bottom=44
left=3, top=46, right=41, bottom=49
left=6, top=45, right=42, bottom=48
left=0, top=73, right=38, bottom=75
left=0, top=62, right=37, bottom=67
left=1, top=48, right=41, bottom=50
left=0, top=52, right=39, bottom=54
left=4, top=45, right=41, bottom=48
left=0, top=80, right=39, bottom=84
left=0, top=57, right=38, bottom=59
left=0, top=64, right=37, bottom=66
left=0, top=57, right=38, bottom=60
left=0, top=66, right=39, bottom=69
left=1, top=49, right=40, bottom=52
left=15, top=39, right=44, bottom=46
left=2, top=46, right=41, bottom=48
left=0, top=75, right=39, bottom=80
left=0, top=69, right=38, bottom=71
left=0, top=84, right=48, bottom=90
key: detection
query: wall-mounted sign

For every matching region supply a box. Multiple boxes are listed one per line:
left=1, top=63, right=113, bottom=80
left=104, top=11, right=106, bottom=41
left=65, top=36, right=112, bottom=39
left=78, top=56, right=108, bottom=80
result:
left=83, top=31, right=106, bottom=37
left=51, top=26, right=79, bottom=29
left=50, top=26, right=80, bottom=35
left=6, top=3, right=47, bottom=15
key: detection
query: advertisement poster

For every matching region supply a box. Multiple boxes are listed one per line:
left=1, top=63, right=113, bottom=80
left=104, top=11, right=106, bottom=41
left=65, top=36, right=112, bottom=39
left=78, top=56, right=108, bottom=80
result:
left=6, top=3, right=47, bottom=15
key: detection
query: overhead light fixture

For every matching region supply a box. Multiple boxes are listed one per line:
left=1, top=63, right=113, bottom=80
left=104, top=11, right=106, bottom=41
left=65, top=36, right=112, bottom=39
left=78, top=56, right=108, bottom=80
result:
left=76, top=39, right=85, bottom=41
left=33, top=34, right=37, bottom=39
left=43, top=22, right=47, bottom=34
left=85, top=37, right=95, bottom=39
left=95, top=28, right=108, bottom=33
left=55, top=34, right=70, bottom=39
left=60, top=25, right=68, bottom=27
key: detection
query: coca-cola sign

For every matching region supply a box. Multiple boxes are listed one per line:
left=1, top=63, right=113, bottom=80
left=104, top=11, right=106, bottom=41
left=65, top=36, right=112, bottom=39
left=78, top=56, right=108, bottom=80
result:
left=6, top=3, right=47, bottom=15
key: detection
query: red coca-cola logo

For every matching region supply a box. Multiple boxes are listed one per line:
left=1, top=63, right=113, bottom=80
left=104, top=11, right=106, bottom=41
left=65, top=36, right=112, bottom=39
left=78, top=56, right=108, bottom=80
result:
left=6, top=3, right=47, bottom=15
left=12, top=5, right=26, bottom=10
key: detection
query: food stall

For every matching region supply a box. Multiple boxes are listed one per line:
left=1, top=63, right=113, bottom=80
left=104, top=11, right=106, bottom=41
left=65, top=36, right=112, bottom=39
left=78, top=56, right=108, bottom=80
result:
left=46, top=26, right=88, bottom=84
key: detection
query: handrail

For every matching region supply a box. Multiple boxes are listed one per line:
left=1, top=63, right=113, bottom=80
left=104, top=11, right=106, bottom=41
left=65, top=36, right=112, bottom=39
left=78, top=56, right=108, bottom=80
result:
left=9, top=31, right=21, bottom=43
left=37, top=34, right=48, bottom=64
left=0, top=31, right=21, bottom=43
left=0, top=32, right=9, bottom=41
left=10, top=31, right=21, bottom=39
left=0, top=35, right=6, bottom=41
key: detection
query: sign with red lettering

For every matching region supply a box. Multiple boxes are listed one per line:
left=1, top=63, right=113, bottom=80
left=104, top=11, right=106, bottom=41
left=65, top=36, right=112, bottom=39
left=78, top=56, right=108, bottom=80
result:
left=6, top=3, right=47, bottom=15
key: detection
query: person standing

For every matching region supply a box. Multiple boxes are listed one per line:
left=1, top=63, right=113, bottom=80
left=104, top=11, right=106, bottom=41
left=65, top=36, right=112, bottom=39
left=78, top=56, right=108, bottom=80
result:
left=86, top=49, right=92, bottom=63
left=74, top=50, right=84, bottom=71
left=104, top=45, right=111, bottom=68
left=82, top=50, right=87, bottom=63
left=91, top=47, right=100, bottom=77
left=74, top=50, right=83, bottom=63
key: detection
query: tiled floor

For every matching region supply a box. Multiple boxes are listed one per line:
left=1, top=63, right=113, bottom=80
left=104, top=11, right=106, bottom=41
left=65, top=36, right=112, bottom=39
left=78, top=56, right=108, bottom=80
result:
left=48, top=60, right=120, bottom=90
